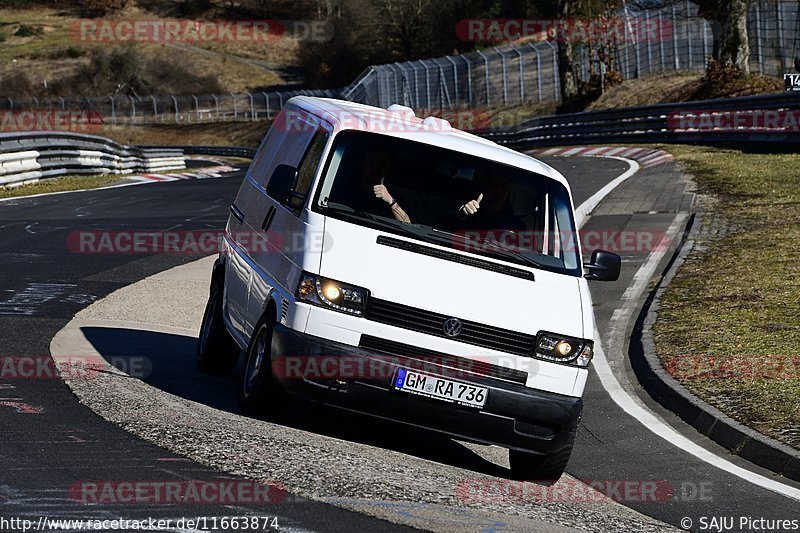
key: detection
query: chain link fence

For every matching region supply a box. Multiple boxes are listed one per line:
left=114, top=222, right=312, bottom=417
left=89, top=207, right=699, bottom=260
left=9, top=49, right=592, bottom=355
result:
left=341, top=41, right=561, bottom=110
left=611, top=0, right=799, bottom=79
left=0, top=0, right=796, bottom=124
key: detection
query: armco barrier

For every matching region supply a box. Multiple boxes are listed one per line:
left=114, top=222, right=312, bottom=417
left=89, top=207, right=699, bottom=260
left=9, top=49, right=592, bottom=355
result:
left=0, top=132, right=185, bottom=187
left=148, top=93, right=800, bottom=155
left=139, top=145, right=257, bottom=159
left=480, top=92, right=800, bottom=147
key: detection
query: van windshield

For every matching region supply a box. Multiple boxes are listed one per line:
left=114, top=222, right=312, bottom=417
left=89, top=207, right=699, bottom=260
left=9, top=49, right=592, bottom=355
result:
left=313, top=130, right=582, bottom=276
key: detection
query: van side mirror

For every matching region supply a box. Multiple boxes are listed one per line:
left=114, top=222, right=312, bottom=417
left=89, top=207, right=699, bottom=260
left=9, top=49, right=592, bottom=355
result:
left=265, top=164, right=298, bottom=204
left=584, top=250, right=621, bottom=281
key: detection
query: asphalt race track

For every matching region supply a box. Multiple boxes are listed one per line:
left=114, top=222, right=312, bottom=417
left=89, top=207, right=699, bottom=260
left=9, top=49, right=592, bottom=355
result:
left=1, top=156, right=799, bottom=532
left=0, top=171, right=415, bottom=532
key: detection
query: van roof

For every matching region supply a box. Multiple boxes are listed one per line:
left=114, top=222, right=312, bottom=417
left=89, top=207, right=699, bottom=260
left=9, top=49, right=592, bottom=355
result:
left=286, top=96, right=568, bottom=188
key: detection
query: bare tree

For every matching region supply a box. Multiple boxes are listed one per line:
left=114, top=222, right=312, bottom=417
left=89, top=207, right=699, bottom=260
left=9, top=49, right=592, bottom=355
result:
left=629, top=0, right=751, bottom=73
left=693, top=0, right=750, bottom=73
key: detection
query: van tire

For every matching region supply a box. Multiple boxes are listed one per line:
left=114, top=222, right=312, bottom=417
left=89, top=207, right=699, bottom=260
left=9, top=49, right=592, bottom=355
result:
left=196, top=279, right=240, bottom=375
left=240, top=314, right=280, bottom=414
left=508, top=426, right=576, bottom=485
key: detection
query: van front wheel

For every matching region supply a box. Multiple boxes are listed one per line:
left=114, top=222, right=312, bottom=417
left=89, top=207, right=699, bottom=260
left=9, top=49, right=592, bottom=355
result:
left=240, top=318, right=279, bottom=414
left=508, top=428, right=576, bottom=485
left=196, top=280, right=240, bottom=375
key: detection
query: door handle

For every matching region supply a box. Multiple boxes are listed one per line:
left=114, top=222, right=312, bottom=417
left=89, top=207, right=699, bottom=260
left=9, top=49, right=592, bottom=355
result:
left=261, top=206, right=276, bottom=231
left=229, top=204, right=244, bottom=224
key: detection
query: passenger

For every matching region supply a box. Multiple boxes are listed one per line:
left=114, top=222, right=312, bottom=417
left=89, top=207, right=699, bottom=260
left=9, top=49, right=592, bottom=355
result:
left=358, top=151, right=411, bottom=224
left=444, top=172, right=525, bottom=231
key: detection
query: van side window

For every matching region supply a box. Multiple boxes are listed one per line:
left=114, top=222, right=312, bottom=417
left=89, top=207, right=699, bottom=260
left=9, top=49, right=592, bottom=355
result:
left=287, top=131, right=330, bottom=211
left=249, top=127, right=277, bottom=184
left=259, top=109, right=318, bottom=188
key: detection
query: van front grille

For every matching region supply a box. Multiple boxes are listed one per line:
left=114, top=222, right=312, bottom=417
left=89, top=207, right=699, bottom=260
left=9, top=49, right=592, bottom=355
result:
left=359, top=335, right=529, bottom=385
left=364, top=298, right=537, bottom=357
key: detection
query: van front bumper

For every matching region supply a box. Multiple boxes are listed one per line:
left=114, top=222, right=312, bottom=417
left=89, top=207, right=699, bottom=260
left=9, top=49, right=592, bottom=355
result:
left=270, top=323, right=582, bottom=454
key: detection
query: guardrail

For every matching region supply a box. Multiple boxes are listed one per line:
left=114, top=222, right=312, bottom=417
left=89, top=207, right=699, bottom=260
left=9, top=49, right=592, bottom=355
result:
left=0, top=132, right=186, bottom=187
left=481, top=92, right=800, bottom=147
left=140, top=145, right=257, bottom=159
left=146, top=93, right=800, bottom=156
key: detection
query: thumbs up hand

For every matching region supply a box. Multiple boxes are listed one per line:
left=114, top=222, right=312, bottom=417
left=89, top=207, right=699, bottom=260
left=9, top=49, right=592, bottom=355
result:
left=460, top=193, right=483, bottom=217
left=373, top=177, right=393, bottom=204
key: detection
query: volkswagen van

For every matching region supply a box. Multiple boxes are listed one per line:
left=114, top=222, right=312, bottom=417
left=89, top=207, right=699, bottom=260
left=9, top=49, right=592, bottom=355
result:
left=197, top=96, right=621, bottom=481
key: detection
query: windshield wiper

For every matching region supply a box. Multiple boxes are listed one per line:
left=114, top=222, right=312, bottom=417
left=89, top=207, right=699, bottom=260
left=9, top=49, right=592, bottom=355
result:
left=322, top=202, right=429, bottom=241
left=430, top=227, right=546, bottom=269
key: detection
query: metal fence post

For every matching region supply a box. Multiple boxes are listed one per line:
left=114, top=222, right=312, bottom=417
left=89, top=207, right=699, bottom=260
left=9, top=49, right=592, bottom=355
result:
left=528, top=43, right=543, bottom=102
left=436, top=65, right=452, bottom=110
left=230, top=93, right=238, bottom=120
left=686, top=0, right=693, bottom=70
left=445, top=56, right=459, bottom=105
left=776, top=0, right=786, bottom=73
left=248, top=93, right=255, bottom=120
left=193, top=95, right=200, bottom=123
left=150, top=95, right=157, bottom=124
left=463, top=56, right=473, bottom=107
left=621, top=16, right=631, bottom=78
left=212, top=94, right=219, bottom=121
left=108, top=96, right=116, bottom=125
left=754, top=1, right=763, bottom=74
left=129, top=95, right=136, bottom=123
left=59, top=97, right=65, bottom=110
left=393, top=64, right=403, bottom=105
left=419, top=60, right=431, bottom=110
left=376, top=67, right=384, bottom=108
left=475, top=50, right=490, bottom=107
left=702, top=21, right=710, bottom=64
left=645, top=11, right=653, bottom=73
left=672, top=5, right=679, bottom=70
left=495, top=47, right=509, bottom=105
left=512, top=45, right=524, bottom=103
left=633, top=16, right=642, bottom=78
left=544, top=40, right=559, bottom=101
left=171, top=95, right=179, bottom=124
left=262, top=92, right=270, bottom=119
left=658, top=13, right=666, bottom=71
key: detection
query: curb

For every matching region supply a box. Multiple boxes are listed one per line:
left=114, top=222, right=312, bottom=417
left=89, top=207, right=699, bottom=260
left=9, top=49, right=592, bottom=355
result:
left=630, top=210, right=800, bottom=482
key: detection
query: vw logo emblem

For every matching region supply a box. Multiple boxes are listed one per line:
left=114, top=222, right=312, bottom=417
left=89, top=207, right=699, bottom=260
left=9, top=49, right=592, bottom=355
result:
left=443, top=317, right=463, bottom=337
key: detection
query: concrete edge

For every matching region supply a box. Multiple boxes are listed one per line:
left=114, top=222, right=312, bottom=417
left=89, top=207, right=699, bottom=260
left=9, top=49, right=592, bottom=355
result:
left=629, top=209, right=800, bottom=482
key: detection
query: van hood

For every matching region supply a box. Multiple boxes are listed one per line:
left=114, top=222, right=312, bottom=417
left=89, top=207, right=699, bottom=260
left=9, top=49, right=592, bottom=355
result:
left=318, top=217, right=584, bottom=339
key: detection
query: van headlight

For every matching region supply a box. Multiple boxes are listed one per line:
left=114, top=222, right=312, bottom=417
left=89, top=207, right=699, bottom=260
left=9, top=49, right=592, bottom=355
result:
left=535, top=332, right=593, bottom=367
left=297, top=273, right=369, bottom=316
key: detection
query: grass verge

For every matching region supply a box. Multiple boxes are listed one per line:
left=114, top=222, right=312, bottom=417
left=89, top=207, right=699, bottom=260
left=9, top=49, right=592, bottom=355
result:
left=652, top=145, right=800, bottom=449
left=0, top=174, right=122, bottom=199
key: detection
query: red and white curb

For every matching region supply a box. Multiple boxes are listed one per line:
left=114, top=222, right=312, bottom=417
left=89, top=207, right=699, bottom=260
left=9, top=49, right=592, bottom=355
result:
left=131, top=165, right=238, bottom=183
left=529, top=146, right=673, bottom=168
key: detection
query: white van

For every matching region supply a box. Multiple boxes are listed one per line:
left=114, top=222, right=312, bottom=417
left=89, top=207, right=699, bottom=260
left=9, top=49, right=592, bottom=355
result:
left=197, top=97, right=620, bottom=482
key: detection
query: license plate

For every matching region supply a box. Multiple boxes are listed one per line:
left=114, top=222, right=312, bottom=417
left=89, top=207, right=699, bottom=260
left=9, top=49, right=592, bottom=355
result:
left=393, top=368, right=488, bottom=408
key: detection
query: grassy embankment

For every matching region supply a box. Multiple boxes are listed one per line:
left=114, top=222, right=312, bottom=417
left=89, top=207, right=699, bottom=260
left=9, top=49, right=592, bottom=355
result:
left=653, top=145, right=800, bottom=449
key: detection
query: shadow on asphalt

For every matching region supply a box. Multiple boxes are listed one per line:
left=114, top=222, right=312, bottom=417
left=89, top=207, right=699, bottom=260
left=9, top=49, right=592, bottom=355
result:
left=80, top=326, right=510, bottom=479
